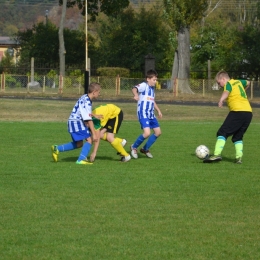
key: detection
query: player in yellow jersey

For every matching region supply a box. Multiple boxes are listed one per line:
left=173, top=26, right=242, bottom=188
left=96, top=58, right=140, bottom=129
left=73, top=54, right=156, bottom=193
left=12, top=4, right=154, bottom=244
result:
left=89, top=104, right=131, bottom=162
left=204, top=71, right=252, bottom=164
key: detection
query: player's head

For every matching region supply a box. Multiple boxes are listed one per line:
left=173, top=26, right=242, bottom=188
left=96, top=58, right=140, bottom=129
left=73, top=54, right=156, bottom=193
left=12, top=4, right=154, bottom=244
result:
left=88, top=82, right=101, bottom=99
left=215, top=70, right=230, bottom=87
left=146, top=69, right=158, bottom=87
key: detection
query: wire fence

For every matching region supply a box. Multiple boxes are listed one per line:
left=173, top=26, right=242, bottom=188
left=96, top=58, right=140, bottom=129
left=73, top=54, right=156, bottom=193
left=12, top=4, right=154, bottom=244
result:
left=1, top=73, right=260, bottom=101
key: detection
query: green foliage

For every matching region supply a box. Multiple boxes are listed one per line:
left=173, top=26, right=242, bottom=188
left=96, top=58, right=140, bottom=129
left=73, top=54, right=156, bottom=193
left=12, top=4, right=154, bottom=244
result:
left=190, top=21, right=237, bottom=72
left=163, top=0, right=208, bottom=29
left=47, top=69, right=57, bottom=78
left=16, top=22, right=86, bottom=66
left=233, top=25, right=260, bottom=79
left=0, top=51, right=15, bottom=73
left=59, top=0, right=130, bottom=19
left=96, top=5, right=174, bottom=71
left=69, top=69, right=83, bottom=77
left=97, top=67, right=130, bottom=77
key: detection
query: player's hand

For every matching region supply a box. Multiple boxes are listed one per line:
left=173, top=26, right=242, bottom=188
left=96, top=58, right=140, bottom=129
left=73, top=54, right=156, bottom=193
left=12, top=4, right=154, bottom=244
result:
left=90, top=153, right=96, bottom=162
left=218, top=101, right=223, bottom=108
left=133, top=95, right=139, bottom=101
left=158, top=111, right=162, bottom=118
left=92, top=133, right=98, bottom=142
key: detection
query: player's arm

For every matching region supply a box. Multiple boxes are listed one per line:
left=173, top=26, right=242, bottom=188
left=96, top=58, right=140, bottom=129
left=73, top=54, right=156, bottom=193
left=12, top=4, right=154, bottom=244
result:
left=154, top=101, right=162, bottom=118
left=90, top=129, right=101, bottom=162
left=86, top=120, right=98, bottom=142
left=218, top=91, right=229, bottom=108
left=92, top=113, right=103, bottom=119
left=132, top=87, right=139, bottom=101
left=244, top=80, right=251, bottom=91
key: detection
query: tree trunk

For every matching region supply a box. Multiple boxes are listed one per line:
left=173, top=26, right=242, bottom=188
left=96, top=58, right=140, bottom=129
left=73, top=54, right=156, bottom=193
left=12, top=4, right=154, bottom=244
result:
left=59, top=0, right=67, bottom=77
left=171, top=26, right=193, bottom=94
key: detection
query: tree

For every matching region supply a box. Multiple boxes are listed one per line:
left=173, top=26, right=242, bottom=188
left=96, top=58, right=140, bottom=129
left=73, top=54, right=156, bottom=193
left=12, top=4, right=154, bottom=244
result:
left=59, top=0, right=130, bottom=20
left=59, top=0, right=67, bottom=77
left=15, top=22, right=86, bottom=67
left=231, top=25, right=260, bottom=79
left=0, top=50, right=15, bottom=73
left=96, top=6, right=174, bottom=74
left=163, top=0, right=208, bottom=93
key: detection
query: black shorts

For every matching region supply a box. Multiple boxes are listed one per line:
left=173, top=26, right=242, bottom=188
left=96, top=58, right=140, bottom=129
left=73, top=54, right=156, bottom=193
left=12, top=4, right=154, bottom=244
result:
left=103, top=110, right=123, bottom=134
left=217, top=111, right=252, bottom=143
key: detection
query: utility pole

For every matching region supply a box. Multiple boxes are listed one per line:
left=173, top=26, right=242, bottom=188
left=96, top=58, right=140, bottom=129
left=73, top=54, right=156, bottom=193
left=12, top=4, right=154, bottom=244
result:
left=45, top=10, right=48, bottom=25
left=84, top=0, right=89, bottom=94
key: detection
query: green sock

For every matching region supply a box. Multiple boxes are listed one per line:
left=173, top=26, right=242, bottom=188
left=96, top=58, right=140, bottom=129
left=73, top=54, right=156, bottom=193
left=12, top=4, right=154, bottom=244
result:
left=214, top=136, right=226, bottom=155
left=234, top=141, right=243, bottom=158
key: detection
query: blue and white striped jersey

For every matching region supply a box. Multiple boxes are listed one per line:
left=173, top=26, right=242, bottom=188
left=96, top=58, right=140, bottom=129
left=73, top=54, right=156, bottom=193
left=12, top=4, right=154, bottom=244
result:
left=67, top=94, right=92, bottom=133
left=134, top=82, right=155, bottom=119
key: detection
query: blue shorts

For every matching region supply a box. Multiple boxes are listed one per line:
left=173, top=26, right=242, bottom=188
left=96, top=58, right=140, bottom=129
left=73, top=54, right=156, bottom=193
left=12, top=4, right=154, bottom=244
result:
left=139, top=117, right=160, bottom=129
left=70, top=129, right=91, bottom=142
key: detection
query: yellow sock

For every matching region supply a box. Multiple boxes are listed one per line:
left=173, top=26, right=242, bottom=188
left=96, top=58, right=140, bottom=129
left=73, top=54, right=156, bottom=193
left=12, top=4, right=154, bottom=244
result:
left=111, top=138, right=129, bottom=156
left=214, top=136, right=226, bottom=155
left=102, top=133, right=107, bottom=141
left=235, top=141, right=243, bottom=158
left=117, top=137, right=123, bottom=143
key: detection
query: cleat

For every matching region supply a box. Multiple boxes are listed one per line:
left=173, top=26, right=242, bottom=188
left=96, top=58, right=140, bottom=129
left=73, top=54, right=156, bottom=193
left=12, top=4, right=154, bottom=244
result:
left=130, top=145, right=138, bottom=159
left=235, top=157, right=242, bottom=164
left=140, top=148, right=153, bottom=158
left=117, top=139, right=128, bottom=155
left=76, top=160, right=93, bottom=165
left=121, top=155, right=131, bottom=162
left=203, top=155, right=222, bottom=163
left=51, top=145, right=59, bottom=162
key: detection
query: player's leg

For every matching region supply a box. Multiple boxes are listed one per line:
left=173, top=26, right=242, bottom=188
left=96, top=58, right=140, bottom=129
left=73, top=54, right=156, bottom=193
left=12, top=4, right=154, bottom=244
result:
left=105, top=115, right=130, bottom=162
left=76, top=130, right=93, bottom=165
left=51, top=139, right=81, bottom=162
left=232, top=112, right=252, bottom=164
left=101, top=131, right=126, bottom=147
left=100, top=113, right=130, bottom=161
left=140, top=119, right=161, bottom=158
left=204, top=112, right=237, bottom=163
left=131, top=126, right=150, bottom=159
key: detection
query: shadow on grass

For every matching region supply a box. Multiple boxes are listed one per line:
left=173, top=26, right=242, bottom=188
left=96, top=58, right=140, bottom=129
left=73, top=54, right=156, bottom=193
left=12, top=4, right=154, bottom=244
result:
left=58, top=156, right=120, bottom=163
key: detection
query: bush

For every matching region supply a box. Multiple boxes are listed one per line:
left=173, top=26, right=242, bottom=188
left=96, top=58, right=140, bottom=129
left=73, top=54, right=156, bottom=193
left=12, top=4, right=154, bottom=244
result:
left=97, top=67, right=130, bottom=77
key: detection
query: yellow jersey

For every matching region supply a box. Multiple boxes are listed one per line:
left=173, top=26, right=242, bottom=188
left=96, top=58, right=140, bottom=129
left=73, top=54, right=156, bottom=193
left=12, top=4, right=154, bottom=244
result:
left=224, top=79, right=252, bottom=112
left=92, top=104, right=121, bottom=130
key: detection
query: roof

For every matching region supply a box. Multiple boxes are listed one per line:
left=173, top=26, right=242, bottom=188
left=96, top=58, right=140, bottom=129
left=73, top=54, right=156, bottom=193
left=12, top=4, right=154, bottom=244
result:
left=0, top=37, right=19, bottom=46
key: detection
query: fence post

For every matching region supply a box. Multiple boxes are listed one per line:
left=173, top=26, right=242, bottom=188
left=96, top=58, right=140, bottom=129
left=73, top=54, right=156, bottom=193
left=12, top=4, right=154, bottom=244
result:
left=173, top=78, right=178, bottom=97
left=43, top=76, right=45, bottom=93
left=79, top=76, right=81, bottom=95
left=202, top=79, right=205, bottom=97
left=27, top=76, right=30, bottom=93
left=116, top=74, right=120, bottom=95
left=1, top=72, right=5, bottom=92
left=59, top=75, right=63, bottom=94
left=250, top=81, right=253, bottom=100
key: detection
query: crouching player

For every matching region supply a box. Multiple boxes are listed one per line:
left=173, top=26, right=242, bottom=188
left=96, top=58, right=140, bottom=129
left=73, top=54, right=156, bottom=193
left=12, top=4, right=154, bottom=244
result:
left=90, top=104, right=131, bottom=162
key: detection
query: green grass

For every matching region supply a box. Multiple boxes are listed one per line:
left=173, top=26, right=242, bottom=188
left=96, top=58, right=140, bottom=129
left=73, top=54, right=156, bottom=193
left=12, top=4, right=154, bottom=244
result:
left=0, top=100, right=260, bottom=259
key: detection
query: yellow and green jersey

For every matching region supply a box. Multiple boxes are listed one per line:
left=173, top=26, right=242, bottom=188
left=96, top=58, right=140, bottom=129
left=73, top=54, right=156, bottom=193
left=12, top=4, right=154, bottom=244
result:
left=92, top=104, right=121, bottom=130
left=224, top=79, right=252, bottom=112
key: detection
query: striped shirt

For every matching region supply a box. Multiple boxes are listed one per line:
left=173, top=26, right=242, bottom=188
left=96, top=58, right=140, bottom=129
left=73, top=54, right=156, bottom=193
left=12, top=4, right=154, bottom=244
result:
left=67, top=94, right=92, bottom=133
left=134, top=82, right=155, bottom=119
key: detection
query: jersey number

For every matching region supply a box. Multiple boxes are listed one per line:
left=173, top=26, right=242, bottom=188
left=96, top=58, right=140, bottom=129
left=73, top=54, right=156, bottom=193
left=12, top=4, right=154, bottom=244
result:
left=238, top=86, right=247, bottom=99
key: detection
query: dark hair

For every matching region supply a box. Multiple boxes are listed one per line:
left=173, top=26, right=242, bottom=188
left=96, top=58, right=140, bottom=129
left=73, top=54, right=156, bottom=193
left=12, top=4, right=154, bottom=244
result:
left=146, top=69, right=158, bottom=79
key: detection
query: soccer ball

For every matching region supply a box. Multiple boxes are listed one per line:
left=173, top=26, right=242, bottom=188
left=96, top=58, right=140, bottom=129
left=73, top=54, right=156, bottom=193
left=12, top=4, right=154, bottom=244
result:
left=195, top=145, right=210, bottom=160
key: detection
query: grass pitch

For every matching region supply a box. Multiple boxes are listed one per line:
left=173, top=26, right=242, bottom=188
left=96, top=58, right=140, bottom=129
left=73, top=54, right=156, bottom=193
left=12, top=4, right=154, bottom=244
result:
left=0, top=99, right=260, bottom=259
